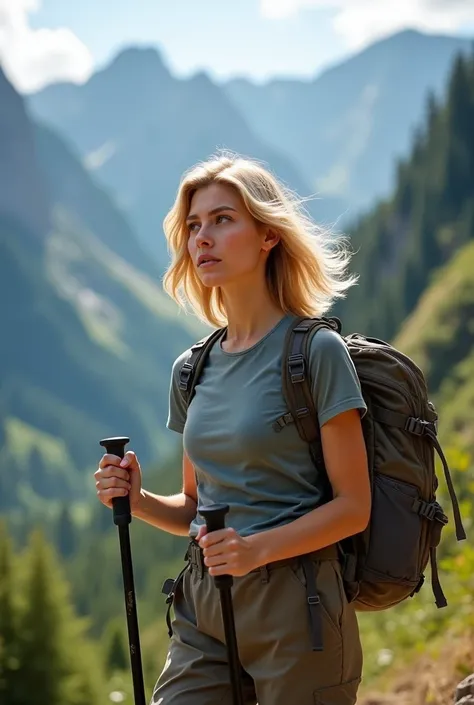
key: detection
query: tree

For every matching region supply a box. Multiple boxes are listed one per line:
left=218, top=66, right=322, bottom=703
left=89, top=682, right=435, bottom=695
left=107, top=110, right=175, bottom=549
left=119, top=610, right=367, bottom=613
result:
left=56, top=503, right=77, bottom=558
left=14, top=528, right=106, bottom=705
left=103, top=617, right=129, bottom=673
left=0, top=521, right=20, bottom=704
left=28, top=447, right=51, bottom=498
left=443, top=53, right=474, bottom=221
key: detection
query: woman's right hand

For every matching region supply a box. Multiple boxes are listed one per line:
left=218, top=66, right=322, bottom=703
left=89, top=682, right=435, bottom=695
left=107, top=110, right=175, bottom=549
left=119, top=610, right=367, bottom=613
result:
left=95, top=450, right=143, bottom=511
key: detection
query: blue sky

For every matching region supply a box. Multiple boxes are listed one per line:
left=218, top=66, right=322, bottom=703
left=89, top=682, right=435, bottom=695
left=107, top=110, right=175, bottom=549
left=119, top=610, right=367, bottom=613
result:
left=2, top=0, right=474, bottom=92
left=28, top=0, right=348, bottom=82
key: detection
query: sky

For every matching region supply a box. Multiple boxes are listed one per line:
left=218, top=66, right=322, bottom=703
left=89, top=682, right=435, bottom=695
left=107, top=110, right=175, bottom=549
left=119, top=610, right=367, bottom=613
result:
left=1, top=0, right=474, bottom=93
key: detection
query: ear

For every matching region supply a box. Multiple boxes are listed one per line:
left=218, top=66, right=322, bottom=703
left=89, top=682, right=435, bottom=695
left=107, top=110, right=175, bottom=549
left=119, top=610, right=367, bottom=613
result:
left=261, top=227, right=280, bottom=252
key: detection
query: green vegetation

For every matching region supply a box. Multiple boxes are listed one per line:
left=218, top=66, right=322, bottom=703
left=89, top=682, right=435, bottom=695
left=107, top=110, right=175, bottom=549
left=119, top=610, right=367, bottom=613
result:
left=0, top=522, right=108, bottom=704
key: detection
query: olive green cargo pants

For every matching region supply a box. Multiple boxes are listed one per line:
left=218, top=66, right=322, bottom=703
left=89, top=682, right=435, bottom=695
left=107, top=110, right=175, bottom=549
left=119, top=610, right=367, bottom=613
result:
left=151, top=541, right=363, bottom=705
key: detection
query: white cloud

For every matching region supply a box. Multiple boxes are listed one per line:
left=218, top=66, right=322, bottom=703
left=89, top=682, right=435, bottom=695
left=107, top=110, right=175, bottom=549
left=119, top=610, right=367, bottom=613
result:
left=260, top=0, right=474, bottom=48
left=0, top=0, right=93, bottom=93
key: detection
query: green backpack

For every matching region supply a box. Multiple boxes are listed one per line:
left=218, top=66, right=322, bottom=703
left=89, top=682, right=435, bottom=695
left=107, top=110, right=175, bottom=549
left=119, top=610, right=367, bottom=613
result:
left=178, top=316, right=466, bottom=611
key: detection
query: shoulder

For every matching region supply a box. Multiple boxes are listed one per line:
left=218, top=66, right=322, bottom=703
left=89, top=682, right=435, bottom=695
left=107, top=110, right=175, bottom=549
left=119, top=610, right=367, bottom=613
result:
left=168, top=348, right=191, bottom=390
left=304, top=323, right=366, bottom=425
left=171, top=346, right=193, bottom=376
left=169, top=328, right=220, bottom=386
left=308, top=326, right=350, bottom=362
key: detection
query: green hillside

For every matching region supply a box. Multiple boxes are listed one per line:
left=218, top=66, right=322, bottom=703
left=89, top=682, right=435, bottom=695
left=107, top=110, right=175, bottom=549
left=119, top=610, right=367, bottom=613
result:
left=393, top=239, right=474, bottom=466
left=0, top=68, right=205, bottom=516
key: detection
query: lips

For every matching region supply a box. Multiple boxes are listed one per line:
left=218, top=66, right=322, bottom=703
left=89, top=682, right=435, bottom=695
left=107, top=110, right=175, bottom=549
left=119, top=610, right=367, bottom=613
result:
left=197, top=254, right=221, bottom=267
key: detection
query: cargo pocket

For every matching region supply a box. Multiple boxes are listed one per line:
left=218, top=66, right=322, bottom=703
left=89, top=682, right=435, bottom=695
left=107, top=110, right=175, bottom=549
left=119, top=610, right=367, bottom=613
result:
left=365, top=473, right=422, bottom=583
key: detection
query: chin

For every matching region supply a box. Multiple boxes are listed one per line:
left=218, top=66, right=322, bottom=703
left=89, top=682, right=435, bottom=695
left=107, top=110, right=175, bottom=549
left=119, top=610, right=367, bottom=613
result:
left=197, top=272, right=229, bottom=288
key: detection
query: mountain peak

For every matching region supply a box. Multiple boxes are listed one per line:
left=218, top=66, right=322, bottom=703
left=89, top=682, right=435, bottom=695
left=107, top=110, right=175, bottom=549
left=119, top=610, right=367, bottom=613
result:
left=104, top=45, right=171, bottom=83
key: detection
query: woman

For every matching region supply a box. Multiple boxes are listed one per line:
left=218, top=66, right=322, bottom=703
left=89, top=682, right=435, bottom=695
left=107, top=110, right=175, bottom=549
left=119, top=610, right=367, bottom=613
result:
left=95, top=152, right=371, bottom=705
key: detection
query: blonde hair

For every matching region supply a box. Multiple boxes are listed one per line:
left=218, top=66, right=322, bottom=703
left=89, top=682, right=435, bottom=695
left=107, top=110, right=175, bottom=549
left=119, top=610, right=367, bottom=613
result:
left=162, top=151, right=358, bottom=328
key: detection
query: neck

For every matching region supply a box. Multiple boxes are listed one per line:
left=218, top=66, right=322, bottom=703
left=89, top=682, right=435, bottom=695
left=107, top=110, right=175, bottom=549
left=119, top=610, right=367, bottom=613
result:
left=220, top=273, right=285, bottom=350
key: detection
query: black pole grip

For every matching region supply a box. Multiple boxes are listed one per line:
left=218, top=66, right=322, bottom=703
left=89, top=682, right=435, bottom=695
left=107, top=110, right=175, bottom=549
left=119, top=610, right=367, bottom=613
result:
left=100, top=436, right=131, bottom=526
left=199, top=503, right=232, bottom=589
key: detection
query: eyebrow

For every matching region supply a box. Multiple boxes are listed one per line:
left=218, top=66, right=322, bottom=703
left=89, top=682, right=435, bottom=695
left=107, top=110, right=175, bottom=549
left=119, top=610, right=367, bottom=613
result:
left=186, top=205, right=237, bottom=222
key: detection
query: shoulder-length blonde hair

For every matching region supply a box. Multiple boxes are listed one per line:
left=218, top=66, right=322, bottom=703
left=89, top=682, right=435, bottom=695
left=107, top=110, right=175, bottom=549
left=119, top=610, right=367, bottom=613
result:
left=162, top=151, right=358, bottom=328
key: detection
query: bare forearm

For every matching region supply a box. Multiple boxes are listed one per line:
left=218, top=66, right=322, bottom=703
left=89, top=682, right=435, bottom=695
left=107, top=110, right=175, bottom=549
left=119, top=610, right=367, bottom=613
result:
left=132, top=489, right=197, bottom=536
left=250, top=496, right=369, bottom=565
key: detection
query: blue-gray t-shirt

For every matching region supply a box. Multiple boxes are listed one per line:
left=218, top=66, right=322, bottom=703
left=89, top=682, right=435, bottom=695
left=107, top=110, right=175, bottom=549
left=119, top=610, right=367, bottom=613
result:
left=167, top=314, right=367, bottom=538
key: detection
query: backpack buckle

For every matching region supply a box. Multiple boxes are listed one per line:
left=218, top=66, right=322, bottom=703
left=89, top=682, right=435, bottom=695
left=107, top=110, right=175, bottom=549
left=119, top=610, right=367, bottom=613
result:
left=307, top=594, right=320, bottom=605
left=288, top=354, right=306, bottom=383
left=405, top=417, right=426, bottom=435
left=420, top=501, right=437, bottom=521
left=179, top=363, right=193, bottom=391
left=413, top=500, right=443, bottom=522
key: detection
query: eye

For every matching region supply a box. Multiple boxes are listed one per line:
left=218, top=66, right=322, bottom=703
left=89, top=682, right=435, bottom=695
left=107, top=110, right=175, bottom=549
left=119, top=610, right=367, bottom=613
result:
left=187, top=222, right=199, bottom=233
left=216, top=214, right=231, bottom=224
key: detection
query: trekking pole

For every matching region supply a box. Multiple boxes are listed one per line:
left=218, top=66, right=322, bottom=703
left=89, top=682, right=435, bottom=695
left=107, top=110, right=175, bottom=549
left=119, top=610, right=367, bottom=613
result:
left=99, top=436, right=146, bottom=705
left=199, top=503, right=245, bottom=705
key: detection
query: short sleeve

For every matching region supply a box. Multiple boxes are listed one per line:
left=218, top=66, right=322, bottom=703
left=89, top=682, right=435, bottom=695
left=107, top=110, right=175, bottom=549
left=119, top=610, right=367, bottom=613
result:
left=308, top=328, right=367, bottom=427
left=166, top=349, right=191, bottom=434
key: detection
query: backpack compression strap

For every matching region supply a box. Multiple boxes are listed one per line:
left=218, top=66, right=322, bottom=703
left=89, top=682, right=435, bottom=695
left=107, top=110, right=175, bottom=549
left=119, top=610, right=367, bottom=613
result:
left=274, top=315, right=342, bottom=442
left=274, top=316, right=342, bottom=469
left=178, top=327, right=226, bottom=408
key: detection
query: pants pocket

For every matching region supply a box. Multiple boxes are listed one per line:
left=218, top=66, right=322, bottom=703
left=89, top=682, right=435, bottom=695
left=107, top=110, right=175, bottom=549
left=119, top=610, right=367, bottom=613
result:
left=283, top=560, right=343, bottom=640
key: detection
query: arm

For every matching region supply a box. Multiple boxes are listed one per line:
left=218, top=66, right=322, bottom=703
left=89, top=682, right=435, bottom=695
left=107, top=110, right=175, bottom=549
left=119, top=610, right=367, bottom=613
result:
left=133, top=347, right=197, bottom=535
left=249, top=408, right=371, bottom=564
left=133, top=450, right=198, bottom=536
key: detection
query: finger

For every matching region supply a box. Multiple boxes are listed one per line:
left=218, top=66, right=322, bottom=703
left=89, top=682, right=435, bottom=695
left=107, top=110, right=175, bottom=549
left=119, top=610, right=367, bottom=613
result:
left=208, top=563, right=239, bottom=577
left=98, top=487, right=129, bottom=500
left=120, top=451, right=140, bottom=471
left=195, top=525, right=208, bottom=542
left=96, top=477, right=131, bottom=491
left=99, top=453, right=122, bottom=469
left=202, top=539, right=233, bottom=558
left=199, top=528, right=228, bottom=548
left=95, top=465, right=130, bottom=482
left=204, top=553, right=229, bottom=569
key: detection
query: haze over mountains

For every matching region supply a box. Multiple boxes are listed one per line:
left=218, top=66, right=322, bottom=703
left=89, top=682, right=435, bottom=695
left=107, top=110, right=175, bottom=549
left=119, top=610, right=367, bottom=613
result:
left=1, top=27, right=473, bottom=515
left=27, top=29, right=473, bottom=263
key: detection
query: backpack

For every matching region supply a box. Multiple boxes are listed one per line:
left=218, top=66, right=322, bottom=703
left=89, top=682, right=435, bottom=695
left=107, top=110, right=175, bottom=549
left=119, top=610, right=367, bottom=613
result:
left=177, top=315, right=467, bottom=612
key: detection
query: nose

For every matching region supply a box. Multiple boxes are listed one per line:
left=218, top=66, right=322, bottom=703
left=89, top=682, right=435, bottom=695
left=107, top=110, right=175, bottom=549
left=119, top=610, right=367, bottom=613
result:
left=194, top=224, right=213, bottom=248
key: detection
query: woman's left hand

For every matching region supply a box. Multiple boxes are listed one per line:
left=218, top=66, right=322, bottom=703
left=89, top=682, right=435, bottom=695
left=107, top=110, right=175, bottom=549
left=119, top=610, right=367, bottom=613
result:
left=196, top=525, right=262, bottom=577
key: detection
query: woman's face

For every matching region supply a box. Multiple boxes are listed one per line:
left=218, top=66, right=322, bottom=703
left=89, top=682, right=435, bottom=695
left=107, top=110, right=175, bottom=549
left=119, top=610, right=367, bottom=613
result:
left=186, top=182, right=277, bottom=288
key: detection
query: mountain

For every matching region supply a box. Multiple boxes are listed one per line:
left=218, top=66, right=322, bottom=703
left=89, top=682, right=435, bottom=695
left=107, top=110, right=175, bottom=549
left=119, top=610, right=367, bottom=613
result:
left=330, top=44, right=474, bottom=539
left=225, top=29, right=473, bottom=218
left=0, top=66, right=204, bottom=515
left=27, top=47, right=316, bottom=265
left=0, top=69, right=50, bottom=238
left=335, top=50, right=474, bottom=344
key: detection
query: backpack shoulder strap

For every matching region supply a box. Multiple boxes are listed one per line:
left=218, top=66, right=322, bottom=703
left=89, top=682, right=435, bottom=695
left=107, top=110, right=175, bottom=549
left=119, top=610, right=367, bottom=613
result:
left=178, top=327, right=226, bottom=408
left=274, top=315, right=342, bottom=461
